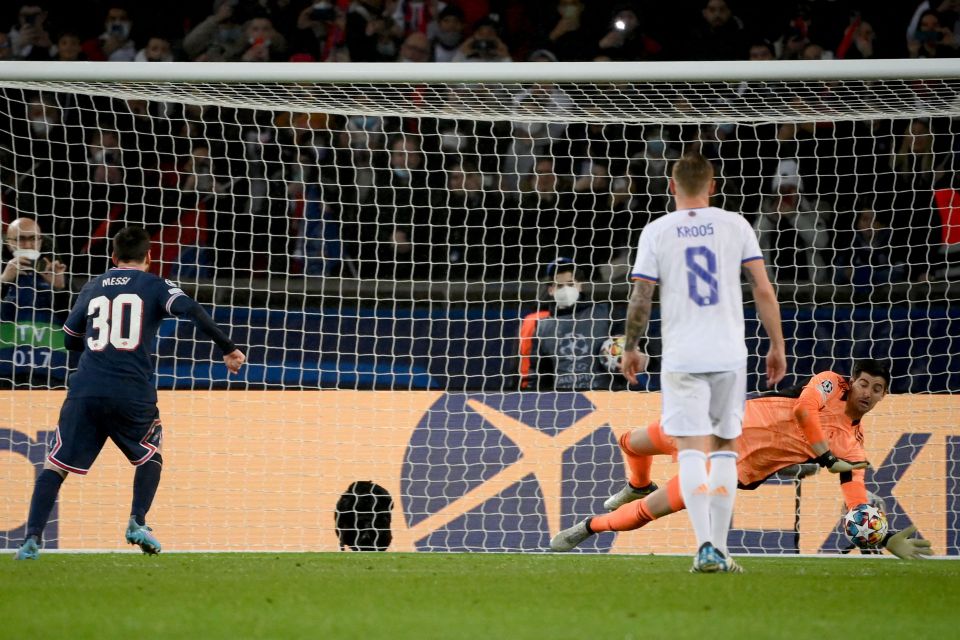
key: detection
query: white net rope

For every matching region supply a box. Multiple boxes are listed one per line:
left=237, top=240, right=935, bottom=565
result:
left=0, top=66, right=957, bottom=554
left=1, top=78, right=960, bottom=123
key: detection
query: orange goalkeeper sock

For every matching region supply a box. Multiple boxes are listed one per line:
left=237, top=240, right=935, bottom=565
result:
left=588, top=498, right=656, bottom=533
left=666, top=475, right=685, bottom=512
left=619, top=430, right=654, bottom=489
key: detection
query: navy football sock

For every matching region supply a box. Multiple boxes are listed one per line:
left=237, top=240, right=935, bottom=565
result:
left=131, top=454, right=162, bottom=526
left=26, top=469, right=65, bottom=541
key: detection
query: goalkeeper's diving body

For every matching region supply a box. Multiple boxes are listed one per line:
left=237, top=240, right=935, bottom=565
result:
left=550, top=359, right=932, bottom=559
left=14, top=227, right=246, bottom=560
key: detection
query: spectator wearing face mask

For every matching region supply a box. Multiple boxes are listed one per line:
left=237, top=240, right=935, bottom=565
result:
left=517, top=258, right=621, bottom=391
left=19, top=95, right=71, bottom=206
left=432, top=3, right=464, bottom=62
left=754, top=158, right=833, bottom=285
left=83, top=6, right=136, bottom=62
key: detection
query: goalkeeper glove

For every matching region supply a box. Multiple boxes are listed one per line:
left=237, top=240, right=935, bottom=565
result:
left=884, top=525, right=933, bottom=560
left=815, top=450, right=870, bottom=473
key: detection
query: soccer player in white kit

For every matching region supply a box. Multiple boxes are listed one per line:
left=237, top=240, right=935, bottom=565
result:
left=622, top=152, right=786, bottom=573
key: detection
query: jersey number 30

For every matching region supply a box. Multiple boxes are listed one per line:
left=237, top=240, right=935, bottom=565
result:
left=87, top=294, right=144, bottom=351
left=685, top=246, right=719, bottom=307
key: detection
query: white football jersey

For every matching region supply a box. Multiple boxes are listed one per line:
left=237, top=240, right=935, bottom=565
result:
left=631, top=206, right=763, bottom=373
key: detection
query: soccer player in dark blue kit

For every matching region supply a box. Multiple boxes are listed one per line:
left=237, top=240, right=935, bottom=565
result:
left=14, top=226, right=245, bottom=559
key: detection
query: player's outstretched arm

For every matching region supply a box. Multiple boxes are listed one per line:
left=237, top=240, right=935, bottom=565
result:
left=743, top=260, right=786, bottom=387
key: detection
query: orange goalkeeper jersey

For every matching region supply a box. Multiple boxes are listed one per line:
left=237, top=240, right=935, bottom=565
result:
left=652, top=371, right=869, bottom=508
left=737, top=371, right=869, bottom=508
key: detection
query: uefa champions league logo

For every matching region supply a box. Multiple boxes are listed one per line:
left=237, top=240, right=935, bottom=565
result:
left=401, top=393, right=620, bottom=552
left=557, top=332, right=593, bottom=359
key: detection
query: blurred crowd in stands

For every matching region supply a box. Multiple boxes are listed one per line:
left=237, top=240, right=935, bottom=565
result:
left=5, top=0, right=957, bottom=64
left=1, top=0, right=959, bottom=290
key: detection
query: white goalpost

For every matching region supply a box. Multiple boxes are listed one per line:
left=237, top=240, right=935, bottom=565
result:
left=0, top=59, right=958, bottom=555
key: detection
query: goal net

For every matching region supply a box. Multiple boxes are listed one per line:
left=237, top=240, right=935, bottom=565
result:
left=0, top=60, right=957, bottom=555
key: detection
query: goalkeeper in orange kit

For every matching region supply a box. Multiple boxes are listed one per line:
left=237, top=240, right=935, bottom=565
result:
left=550, top=359, right=932, bottom=560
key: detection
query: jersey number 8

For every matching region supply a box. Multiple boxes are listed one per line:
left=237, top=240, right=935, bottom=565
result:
left=87, top=294, right=144, bottom=351
left=685, top=246, right=719, bottom=307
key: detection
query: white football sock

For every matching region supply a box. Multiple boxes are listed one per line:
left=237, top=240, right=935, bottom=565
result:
left=677, top=449, right=711, bottom=549
left=708, top=451, right=739, bottom=555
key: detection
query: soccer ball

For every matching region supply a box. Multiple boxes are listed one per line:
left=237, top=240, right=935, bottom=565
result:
left=598, top=335, right=627, bottom=372
left=843, top=503, right=888, bottom=549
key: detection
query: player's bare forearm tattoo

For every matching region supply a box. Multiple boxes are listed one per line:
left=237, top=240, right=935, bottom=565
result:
left=625, top=280, right=655, bottom=350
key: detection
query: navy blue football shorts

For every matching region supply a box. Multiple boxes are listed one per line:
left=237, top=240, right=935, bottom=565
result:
left=47, top=397, right=162, bottom=475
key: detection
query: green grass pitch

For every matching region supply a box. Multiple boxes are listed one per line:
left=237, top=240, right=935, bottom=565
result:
left=2, top=553, right=958, bottom=639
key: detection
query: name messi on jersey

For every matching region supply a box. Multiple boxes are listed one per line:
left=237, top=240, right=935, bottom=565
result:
left=102, top=277, right=132, bottom=286
left=676, top=223, right=714, bottom=238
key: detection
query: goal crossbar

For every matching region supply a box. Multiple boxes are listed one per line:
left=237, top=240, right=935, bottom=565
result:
left=1, top=60, right=959, bottom=84
left=2, top=60, right=960, bottom=124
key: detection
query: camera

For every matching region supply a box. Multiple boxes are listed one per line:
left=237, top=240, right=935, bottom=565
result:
left=22, top=13, right=38, bottom=26
left=915, top=29, right=943, bottom=44
left=310, top=1, right=335, bottom=22
left=474, top=38, right=495, bottom=53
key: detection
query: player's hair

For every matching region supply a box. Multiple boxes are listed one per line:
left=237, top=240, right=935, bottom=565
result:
left=113, top=226, right=151, bottom=262
left=851, top=359, right=891, bottom=390
left=671, top=152, right=714, bottom=196
left=543, top=258, right=579, bottom=283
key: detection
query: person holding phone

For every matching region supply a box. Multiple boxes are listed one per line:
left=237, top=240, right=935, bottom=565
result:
left=1, top=218, right=66, bottom=294
left=1, top=217, right=71, bottom=388
left=908, top=9, right=959, bottom=58
left=240, top=17, right=286, bottom=62
left=597, top=6, right=661, bottom=61
left=184, top=0, right=247, bottom=62
left=452, top=16, right=512, bottom=62
left=9, top=4, right=53, bottom=60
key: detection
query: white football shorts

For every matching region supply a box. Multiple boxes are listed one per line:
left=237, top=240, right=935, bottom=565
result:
left=660, top=368, right=746, bottom=439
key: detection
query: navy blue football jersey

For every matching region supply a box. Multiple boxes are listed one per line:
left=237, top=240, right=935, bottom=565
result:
left=62, top=267, right=188, bottom=401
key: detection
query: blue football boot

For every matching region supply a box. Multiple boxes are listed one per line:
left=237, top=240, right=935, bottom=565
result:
left=125, top=517, right=162, bottom=555
left=691, top=542, right=724, bottom=573
left=14, top=536, right=39, bottom=561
